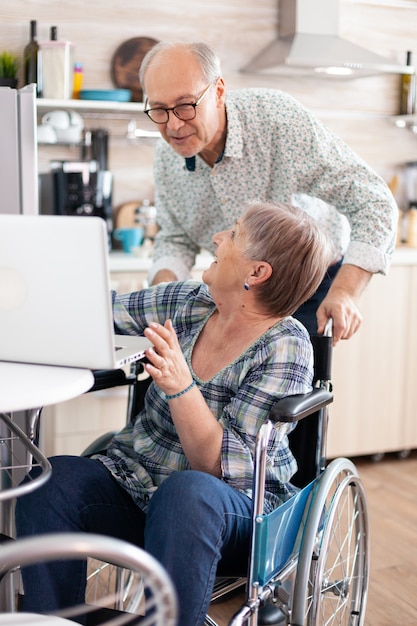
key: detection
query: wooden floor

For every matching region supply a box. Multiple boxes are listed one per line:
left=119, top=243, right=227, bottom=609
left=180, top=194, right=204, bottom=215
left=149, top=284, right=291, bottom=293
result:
left=207, top=451, right=417, bottom=626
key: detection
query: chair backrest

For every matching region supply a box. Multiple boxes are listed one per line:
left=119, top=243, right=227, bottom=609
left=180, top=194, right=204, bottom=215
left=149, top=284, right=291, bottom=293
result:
left=288, top=327, right=333, bottom=488
left=0, top=533, right=177, bottom=626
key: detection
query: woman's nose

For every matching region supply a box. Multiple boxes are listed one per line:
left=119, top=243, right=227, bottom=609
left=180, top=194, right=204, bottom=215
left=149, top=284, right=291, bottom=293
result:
left=212, top=230, right=224, bottom=246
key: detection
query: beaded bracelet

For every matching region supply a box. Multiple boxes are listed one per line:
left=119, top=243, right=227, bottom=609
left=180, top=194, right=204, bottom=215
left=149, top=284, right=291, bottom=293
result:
left=165, top=380, right=196, bottom=400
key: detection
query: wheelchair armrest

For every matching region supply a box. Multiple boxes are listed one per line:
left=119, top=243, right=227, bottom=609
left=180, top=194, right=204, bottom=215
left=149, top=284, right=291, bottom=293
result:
left=88, top=369, right=137, bottom=392
left=269, top=387, right=333, bottom=424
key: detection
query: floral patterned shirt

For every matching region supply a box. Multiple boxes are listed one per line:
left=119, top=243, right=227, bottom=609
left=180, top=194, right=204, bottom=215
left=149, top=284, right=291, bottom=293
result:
left=94, top=281, right=314, bottom=514
left=149, top=88, right=397, bottom=284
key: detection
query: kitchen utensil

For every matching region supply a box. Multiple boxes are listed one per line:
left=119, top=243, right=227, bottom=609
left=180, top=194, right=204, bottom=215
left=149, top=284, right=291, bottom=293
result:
left=405, top=161, right=417, bottom=209
left=113, top=227, right=144, bottom=253
left=110, top=37, right=159, bottom=102
left=37, top=123, right=57, bottom=144
left=388, top=175, right=399, bottom=196
left=79, top=89, right=131, bottom=102
left=115, top=202, right=141, bottom=229
left=41, top=110, right=84, bottom=143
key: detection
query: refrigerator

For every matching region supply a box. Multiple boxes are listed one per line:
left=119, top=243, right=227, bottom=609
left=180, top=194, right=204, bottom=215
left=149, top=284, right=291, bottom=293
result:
left=0, top=84, right=39, bottom=609
left=0, top=83, right=38, bottom=215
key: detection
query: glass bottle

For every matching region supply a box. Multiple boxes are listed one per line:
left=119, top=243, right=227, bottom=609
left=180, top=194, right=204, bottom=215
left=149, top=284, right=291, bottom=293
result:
left=24, top=20, right=42, bottom=97
left=72, top=63, right=83, bottom=99
left=400, top=51, right=416, bottom=115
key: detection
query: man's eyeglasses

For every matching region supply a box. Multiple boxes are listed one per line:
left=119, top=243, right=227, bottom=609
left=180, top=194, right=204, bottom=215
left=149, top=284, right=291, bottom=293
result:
left=144, top=83, right=213, bottom=125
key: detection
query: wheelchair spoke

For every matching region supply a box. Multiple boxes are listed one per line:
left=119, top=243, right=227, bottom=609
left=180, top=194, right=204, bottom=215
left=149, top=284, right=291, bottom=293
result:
left=292, top=459, right=370, bottom=626
left=86, top=558, right=144, bottom=614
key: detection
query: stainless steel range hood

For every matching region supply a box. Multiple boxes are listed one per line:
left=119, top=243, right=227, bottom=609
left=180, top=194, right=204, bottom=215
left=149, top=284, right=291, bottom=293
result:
left=242, top=0, right=412, bottom=78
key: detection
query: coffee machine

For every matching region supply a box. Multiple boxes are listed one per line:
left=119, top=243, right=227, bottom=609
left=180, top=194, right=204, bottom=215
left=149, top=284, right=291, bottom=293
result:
left=43, top=129, right=113, bottom=248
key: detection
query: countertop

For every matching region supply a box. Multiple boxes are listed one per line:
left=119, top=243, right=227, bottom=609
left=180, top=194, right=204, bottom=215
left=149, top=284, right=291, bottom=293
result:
left=108, top=247, right=417, bottom=273
left=109, top=250, right=214, bottom=273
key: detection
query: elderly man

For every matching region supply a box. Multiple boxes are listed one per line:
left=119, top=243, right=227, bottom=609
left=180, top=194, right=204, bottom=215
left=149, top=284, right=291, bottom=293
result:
left=140, top=41, right=397, bottom=345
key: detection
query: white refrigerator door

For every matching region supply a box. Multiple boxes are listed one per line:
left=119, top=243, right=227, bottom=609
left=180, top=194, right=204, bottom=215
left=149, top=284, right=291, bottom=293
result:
left=0, top=83, right=38, bottom=215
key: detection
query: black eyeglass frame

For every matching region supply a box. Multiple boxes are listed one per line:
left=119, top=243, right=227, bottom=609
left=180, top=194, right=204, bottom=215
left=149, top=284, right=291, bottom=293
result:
left=144, top=83, right=213, bottom=125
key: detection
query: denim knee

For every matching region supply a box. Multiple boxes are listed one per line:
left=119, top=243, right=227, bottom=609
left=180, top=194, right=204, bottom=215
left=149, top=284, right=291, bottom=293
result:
left=148, top=470, right=226, bottom=523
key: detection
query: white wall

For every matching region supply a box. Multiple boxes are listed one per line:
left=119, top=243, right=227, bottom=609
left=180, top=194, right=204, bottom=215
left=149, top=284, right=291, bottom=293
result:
left=2, top=0, right=417, bottom=210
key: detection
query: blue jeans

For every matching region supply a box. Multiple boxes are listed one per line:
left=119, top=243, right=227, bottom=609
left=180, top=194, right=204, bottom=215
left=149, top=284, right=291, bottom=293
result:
left=15, top=456, right=252, bottom=626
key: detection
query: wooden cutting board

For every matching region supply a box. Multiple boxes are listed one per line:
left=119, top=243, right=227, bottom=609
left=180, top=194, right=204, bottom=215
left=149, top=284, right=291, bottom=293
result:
left=111, top=36, right=159, bottom=102
left=115, top=201, right=142, bottom=228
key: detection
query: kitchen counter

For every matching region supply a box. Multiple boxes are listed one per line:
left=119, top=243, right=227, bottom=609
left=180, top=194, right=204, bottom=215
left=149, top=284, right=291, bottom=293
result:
left=391, top=246, right=417, bottom=266
left=109, top=250, right=214, bottom=273
left=108, top=247, right=416, bottom=273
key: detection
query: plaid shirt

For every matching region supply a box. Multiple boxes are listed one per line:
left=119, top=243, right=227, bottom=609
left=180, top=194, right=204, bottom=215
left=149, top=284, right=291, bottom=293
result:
left=94, top=281, right=314, bottom=513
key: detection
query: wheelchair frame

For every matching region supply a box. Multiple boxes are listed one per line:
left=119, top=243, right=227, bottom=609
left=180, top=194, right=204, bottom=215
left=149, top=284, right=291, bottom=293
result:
left=207, top=322, right=370, bottom=626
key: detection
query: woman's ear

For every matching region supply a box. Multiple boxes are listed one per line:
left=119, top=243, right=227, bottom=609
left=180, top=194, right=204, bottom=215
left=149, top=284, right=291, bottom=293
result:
left=248, top=261, right=273, bottom=287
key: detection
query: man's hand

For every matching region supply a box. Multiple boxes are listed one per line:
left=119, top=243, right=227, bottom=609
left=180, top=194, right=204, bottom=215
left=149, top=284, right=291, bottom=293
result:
left=316, top=264, right=372, bottom=345
left=151, top=269, right=178, bottom=285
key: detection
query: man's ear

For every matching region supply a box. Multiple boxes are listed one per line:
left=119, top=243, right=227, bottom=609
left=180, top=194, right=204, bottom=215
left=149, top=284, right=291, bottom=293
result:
left=215, top=77, right=226, bottom=105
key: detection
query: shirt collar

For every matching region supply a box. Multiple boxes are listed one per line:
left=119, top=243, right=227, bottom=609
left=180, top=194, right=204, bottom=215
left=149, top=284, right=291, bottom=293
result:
left=185, top=148, right=225, bottom=172
left=184, top=96, right=242, bottom=171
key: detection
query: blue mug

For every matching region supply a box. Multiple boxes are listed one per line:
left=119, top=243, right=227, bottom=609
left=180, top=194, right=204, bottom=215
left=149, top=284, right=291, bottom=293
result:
left=113, top=227, right=144, bottom=254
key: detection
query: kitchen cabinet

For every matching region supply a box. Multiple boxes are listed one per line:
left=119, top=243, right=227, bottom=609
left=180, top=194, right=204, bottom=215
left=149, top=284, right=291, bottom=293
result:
left=327, top=252, right=417, bottom=458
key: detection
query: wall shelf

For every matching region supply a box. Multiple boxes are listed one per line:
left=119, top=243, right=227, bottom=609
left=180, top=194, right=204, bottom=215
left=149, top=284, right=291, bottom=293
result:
left=36, top=98, right=145, bottom=114
left=36, top=98, right=160, bottom=139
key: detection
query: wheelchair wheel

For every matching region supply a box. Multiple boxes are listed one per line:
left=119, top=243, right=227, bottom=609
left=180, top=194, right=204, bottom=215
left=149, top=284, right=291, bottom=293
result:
left=86, top=558, right=144, bottom=614
left=292, top=458, right=369, bottom=626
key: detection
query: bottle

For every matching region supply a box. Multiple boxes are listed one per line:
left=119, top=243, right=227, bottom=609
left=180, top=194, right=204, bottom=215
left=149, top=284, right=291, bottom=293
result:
left=24, top=20, right=42, bottom=96
left=400, top=51, right=416, bottom=115
left=72, top=63, right=84, bottom=99
left=40, top=29, right=74, bottom=99
left=137, top=199, right=159, bottom=240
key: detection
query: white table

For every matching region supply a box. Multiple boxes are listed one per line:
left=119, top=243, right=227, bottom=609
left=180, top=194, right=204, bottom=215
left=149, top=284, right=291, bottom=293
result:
left=0, top=362, right=94, bottom=413
left=0, top=362, right=94, bottom=611
left=0, top=614, right=73, bottom=624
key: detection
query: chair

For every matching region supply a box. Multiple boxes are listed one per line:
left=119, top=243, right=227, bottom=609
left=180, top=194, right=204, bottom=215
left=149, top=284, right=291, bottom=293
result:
left=83, top=320, right=369, bottom=626
left=0, top=532, right=178, bottom=626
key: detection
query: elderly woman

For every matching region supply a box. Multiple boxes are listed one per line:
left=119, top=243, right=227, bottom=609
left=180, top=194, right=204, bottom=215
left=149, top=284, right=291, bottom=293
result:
left=16, top=201, right=334, bottom=626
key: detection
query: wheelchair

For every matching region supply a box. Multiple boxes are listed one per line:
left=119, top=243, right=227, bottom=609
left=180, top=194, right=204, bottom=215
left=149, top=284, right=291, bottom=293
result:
left=0, top=532, right=178, bottom=625
left=82, top=319, right=369, bottom=626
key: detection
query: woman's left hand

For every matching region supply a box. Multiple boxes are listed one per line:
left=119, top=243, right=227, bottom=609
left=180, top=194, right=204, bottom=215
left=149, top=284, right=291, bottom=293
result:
left=143, top=319, right=193, bottom=396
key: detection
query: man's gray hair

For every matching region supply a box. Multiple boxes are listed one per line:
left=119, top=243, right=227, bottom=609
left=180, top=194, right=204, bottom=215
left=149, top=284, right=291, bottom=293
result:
left=139, top=42, right=222, bottom=93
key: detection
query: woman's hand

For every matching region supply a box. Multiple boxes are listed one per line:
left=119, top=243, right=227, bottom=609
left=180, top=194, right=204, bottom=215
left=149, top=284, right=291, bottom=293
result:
left=143, top=319, right=193, bottom=396
left=144, top=319, right=223, bottom=476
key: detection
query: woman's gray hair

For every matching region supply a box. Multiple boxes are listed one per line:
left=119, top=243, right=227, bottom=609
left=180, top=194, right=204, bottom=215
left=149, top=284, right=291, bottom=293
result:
left=240, top=201, right=336, bottom=318
left=139, top=42, right=222, bottom=93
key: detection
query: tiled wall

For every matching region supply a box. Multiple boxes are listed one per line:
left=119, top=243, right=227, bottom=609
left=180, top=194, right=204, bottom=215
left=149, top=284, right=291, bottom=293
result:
left=2, top=0, right=417, bottom=209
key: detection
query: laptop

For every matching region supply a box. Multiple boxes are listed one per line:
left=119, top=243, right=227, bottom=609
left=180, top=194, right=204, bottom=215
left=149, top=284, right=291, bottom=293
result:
left=0, top=214, right=151, bottom=370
